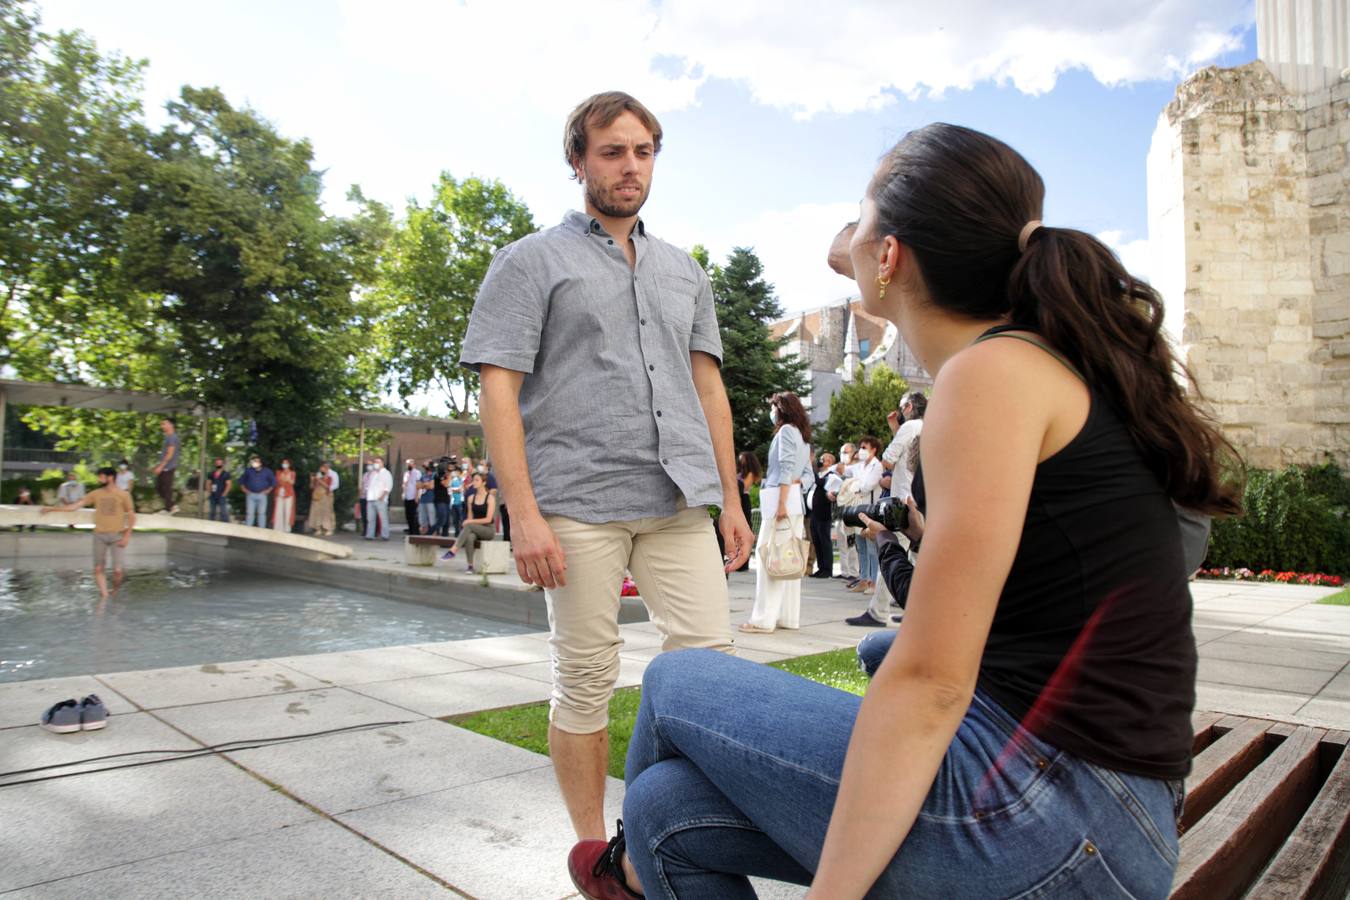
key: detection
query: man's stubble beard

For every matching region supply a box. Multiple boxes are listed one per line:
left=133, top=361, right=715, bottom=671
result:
left=585, top=177, right=650, bottom=220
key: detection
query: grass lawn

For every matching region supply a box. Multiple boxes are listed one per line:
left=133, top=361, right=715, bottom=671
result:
left=449, top=648, right=866, bottom=780
left=1317, top=587, right=1350, bottom=606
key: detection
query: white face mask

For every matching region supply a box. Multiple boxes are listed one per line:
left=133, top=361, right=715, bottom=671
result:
left=477, top=465, right=487, bottom=474
left=251, top=461, right=261, bottom=469
left=857, top=449, right=870, bottom=462
left=281, top=462, right=289, bottom=469
left=769, top=406, right=780, bottom=425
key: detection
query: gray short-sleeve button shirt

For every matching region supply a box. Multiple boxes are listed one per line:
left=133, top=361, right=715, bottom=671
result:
left=461, top=210, right=724, bottom=524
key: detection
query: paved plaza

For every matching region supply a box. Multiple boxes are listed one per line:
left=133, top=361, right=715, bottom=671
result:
left=0, top=559, right=1346, bottom=897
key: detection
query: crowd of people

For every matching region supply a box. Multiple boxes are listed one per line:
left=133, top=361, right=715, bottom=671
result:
left=737, top=388, right=928, bottom=635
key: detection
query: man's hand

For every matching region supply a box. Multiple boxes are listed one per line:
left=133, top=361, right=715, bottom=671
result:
left=117, top=533, right=131, bottom=548
left=856, top=512, right=888, bottom=542
left=152, top=465, right=162, bottom=476
left=886, top=409, right=901, bottom=433
left=719, top=504, right=755, bottom=573
left=511, top=510, right=567, bottom=589
left=900, top=497, right=925, bottom=545
left=827, top=222, right=857, bottom=279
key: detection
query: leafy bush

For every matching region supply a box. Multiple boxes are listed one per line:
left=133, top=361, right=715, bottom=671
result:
left=1206, top=464, right=1350, bottom=575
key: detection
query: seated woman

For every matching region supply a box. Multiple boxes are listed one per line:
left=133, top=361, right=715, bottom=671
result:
left=442, top=471, right=496, bottom=573
left=567, top=123, right=1240, bottom=899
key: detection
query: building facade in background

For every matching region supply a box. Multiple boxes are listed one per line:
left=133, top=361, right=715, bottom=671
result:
left=770, top=299, right=932, bottom=424
left=1149, top=0, right=1349, bottom=468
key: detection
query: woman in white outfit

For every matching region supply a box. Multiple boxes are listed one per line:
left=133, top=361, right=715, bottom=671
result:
left=741, top=391, right=813, bottom=634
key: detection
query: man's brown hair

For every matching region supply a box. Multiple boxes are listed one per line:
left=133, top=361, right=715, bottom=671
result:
left=563, top=91, right=663, bottom=179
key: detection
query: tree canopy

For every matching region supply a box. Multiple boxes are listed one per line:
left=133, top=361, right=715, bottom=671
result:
left=706, top=246, right=808, bottom=460
left=817, top=363, right=908, bottom=456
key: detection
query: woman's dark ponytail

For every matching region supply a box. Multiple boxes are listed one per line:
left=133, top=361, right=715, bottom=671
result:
left=1010, top=228, right=1241, bottom=516
left=871, top=123, right=1242, bottom=517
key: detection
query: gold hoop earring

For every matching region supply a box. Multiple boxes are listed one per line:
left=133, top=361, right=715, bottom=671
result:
left=876, top=272, right=891, bottom=301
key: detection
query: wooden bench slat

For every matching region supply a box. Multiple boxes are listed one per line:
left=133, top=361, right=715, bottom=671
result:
left=1248, top=743, right=1350, bottom=900
left=1181, top=717, right=1273, bottom=830
left=1172, top=726, right=1325, bottom=900
left=1191, top=711, right=1227, bottom=755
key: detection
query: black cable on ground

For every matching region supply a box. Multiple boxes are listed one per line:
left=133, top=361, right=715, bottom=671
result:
left=0, top=719, right=417, bottom=788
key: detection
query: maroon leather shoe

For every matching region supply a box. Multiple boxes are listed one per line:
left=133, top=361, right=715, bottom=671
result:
left=568, top=820, right=642, bottom=899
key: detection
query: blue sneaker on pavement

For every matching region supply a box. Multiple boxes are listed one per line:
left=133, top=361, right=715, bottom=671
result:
left=41, top=698, right=81, bottom=734
left=79, top=694, right=108, bottom=731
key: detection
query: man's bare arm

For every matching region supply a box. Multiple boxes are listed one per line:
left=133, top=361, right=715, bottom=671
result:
left=479, top=364, right=567, bottom=588
left=690, top=352, right=755, bottom=571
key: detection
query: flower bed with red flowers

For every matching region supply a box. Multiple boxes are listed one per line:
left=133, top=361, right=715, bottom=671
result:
left=1196, top=567, right=1344, bottom=587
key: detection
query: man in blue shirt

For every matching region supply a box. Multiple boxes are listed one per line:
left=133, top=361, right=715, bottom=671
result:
left=238, top=456, right=276, bottom=528
left=207, top=458, right=232, bottom=523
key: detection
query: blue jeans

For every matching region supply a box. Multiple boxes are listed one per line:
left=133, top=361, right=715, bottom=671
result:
left=365, top=499, right=389, bottom=539
left=245, top=492, right=268, bottom=528
left=209, top=495, right=230, bottom=523
left=624, top=650, right=1181, bottom=899
left=419, top=498, right=434, bottom=533
left=451, top=501, right=465, bottom=536
left=434, top=502, right=450, bottom=536
left=857, top=628, right=896, bottom=677
left=856, top=535, right=878, bottom=582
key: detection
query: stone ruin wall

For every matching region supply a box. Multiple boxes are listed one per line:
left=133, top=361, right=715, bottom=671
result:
left=1150, top=60, right=1350, bottom=470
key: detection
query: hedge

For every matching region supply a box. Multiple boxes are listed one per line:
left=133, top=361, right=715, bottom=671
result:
left=1205, top=463, right=1350, bottom=576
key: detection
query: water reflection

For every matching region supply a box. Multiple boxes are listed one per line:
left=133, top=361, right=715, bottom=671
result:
left=0, top=562, right=536, bottom=682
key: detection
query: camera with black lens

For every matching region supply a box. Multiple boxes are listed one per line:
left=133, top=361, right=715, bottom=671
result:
left=840, top=496, right=908, bottom=532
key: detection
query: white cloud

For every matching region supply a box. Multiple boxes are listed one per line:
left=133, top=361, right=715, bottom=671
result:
left=1097, top=229, right=1154, bottom=286
left=339, top=0, right=1251, bottom=118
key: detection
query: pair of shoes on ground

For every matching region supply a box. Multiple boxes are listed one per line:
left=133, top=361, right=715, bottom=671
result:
left=41, top=695, right=108, bottom=733
left=569, top=820, right=642, bottom=899
left=845, top=612, right=886, bottom=627
left=738, top=622, right=774, bottom=634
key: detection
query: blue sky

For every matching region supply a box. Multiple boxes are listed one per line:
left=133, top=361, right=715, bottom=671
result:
left=42, top=1, right=1257, bottom=316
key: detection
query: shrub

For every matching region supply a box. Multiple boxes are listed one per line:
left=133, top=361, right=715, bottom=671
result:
left=1205, top=464, right=1350, bottom=575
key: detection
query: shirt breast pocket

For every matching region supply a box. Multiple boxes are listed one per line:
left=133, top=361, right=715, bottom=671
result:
left=656, top=273, right=698, bottom=334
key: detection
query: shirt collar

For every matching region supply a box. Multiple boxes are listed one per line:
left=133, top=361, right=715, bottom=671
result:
left=563, top=209, right=646, bottom=239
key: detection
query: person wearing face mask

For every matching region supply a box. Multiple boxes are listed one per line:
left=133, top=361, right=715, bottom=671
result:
left=740, top=392, right=814, bottom=634
left=403, top=459, right=423, bottom=535
left=848, top=436, right=886, bottom=595
left=834, top=442, right=860, bottom=582
left=364, top=458, right=393, bottom=540
left=272, top=458, right=296, bottom=533
left=238, top=455, right=276, bottom=528
left=114, top=460, right=135, bottom=494
left=308, top=462, right=337, bottom=536
left=207, top=458, right=232, bottom=523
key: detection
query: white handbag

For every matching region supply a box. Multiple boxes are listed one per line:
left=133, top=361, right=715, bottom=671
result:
left=758, top=519, right=809, bottom=579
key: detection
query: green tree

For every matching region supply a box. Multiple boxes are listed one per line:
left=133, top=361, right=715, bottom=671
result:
left=818, top=363, right=908, bottom=456
left=711, top=247, right=808, bottom=459
left=373, top=173, right=536, bottom=415
left=0, top=0, right=149, bottom=371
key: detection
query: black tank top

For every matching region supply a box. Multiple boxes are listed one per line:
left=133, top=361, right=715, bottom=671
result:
left=972, top=326, right=1195, bottom=779
left=468, top=493, right=489, bottom=520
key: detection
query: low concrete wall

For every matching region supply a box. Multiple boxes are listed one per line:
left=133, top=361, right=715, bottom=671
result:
left=0, top=530, right=168, bottom=566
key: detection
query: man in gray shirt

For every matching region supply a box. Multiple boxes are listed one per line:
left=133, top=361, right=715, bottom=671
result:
left=461, top=91, right=753, bottom=880
left=152, top=417, right=180, bottom=514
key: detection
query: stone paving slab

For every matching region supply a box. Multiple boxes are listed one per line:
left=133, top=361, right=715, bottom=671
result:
left=337, top=765, right=624, bottom=900
left=0, top=711, right=197, bottom=778
left=1321, top=669, right=1350, bottom=700
left=1297, top=696, right=1350, bottom=726
left=226, top=719, right=550, bottom=815
left=3, top=819, right=451, bottom=899
left=414, top=633, right=554, bottom=667
left=348, top=667, right=554, bottom=718
left=0, top=755, right=316, bottom=893
left=0, top=674, right=138, bottom=729
left=272, top=645, right=479, bottom=686
left=153, top=687, right=419, bottom=745
left=98, top=659, right=328, bottom=710
left=1194, top=682, right=1311, bottom=722
left=1198, top=635, right=1350, bottom=672
left=1196, top=656, right=1339, bottom=695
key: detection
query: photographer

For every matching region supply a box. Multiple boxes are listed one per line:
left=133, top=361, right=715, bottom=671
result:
left=854, top=490, right=925, bottom=676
